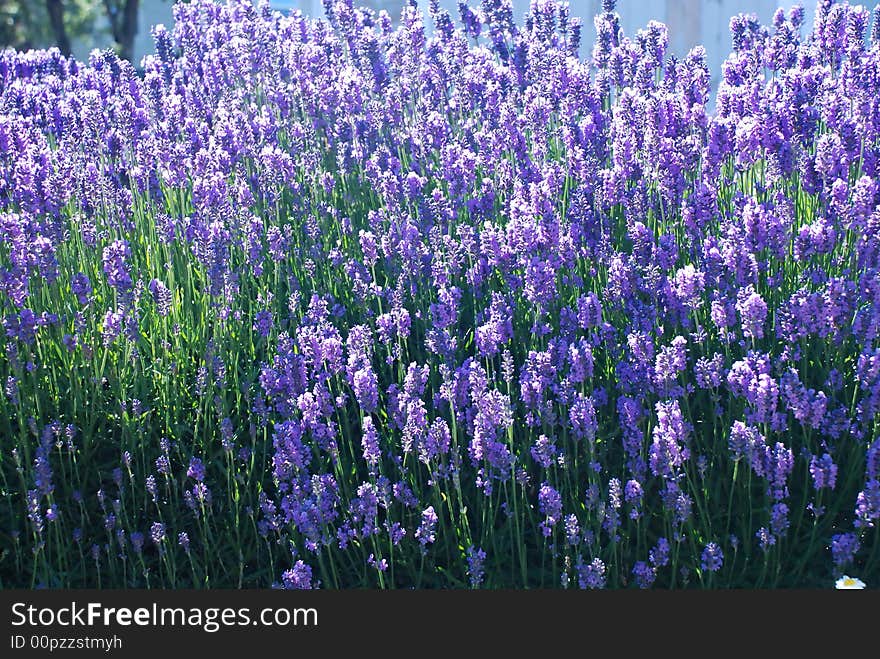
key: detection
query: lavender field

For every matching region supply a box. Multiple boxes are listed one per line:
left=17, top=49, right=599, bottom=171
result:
left=1, top=0, right=878, bottom=589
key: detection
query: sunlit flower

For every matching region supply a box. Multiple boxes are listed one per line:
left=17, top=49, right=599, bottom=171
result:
left=835, top=576, right=866, bottom=590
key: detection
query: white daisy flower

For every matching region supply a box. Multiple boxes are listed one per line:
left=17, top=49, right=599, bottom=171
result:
left=835, top=575, right=866, bottom=589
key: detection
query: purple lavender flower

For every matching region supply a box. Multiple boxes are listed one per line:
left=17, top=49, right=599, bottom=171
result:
left=192, top=483, right=211, bottom=506
left=145, top=475, right=157, bottom=503
left=809, top=454, right=838, bottom=490
left=344, top=482, right=380, bottom=541
left=576, top=293, right=603, bottom=329
left=148, top=279, right=172, bottom=316
left=466, top=545, right=487, bottom=587
left=756, top=527, right=776, bottom=552
left=608, top=478, right=623, bottom=509
left=361, top=415, right=380, bottom=470
left=254, top=310, right=273, bottom=338
left=854, top=439, right=880, bottom=528
left=6, top=309, right=38, bottom=344
left=854, top=479, right=880, bottom=529
left=5, top=0, right=880, bottom=592
left=415, top=506, right=438, bottom=547
left=538, top=482, right=563, bottom=537
left=32, top=435, right=54, bottom=496
left=71, top=273, right=92, bottom=305
left=386, top=521, right=406, bottom=546
left=830, top=533, right=860, bottom=569
left=569, top=393, right=597, bottom=441
left=577, top=557, right=607, bottom=589
left=650, top=538, right=670, bottom=568
left=736, top=287, right=768, bottom=341
left=367, top=554, right=389, bottom=573
left=281, top=561, right=313, bottom=589
left=352, top=367, right=379, bottom=413
left=711, top=298, right=734, bottom=333
left=530, top=434, right=557, bottom=468
left=701, top=542, right=723, bottom=572
left=150, top=522, right=166, bottom=546
left=654, top=336, right=688, bottom=386
left=624, top=479, right=643, bottom=519
left=649, top=400, right=690, bottom=478
left=101, top=309, right=124, bottom=346
left=770, top=502, right=789, bottom=538
left=186, top=457, right=206, bottom=482
left=694, top=353, right=724, bottom=390
left=632, top=561, right=655, bottom=589
left=729, top=420, right=761, bottom=460
left=102, top=240, right=132, bottom=292
left=421, top=417, right=451, bottom=464
left=672, top=265, right=705, bottom=308
left=5, top=376, right=18, bottom=404
left=220, top=417, right=234, bottom=451
left=130, top=532, right=144, bottom=555
left=563, top=514, right=580, bottom=546
left=26, top=489, right=43, bottom=535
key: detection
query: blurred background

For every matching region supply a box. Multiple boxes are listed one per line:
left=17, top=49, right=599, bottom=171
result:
left=1, top=0, right=817, bottom=90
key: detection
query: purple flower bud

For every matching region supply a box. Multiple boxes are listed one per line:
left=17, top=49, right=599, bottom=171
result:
left=564, top=514, right=580, bottom=546
left=150, top=522, right=166, bottom=546
left=102, top=240, right=132, bottom=292
left=538, top=482, right=563, bottom=536
left=466, top=545, right=487, bottom=587
left=254, top=310, right=273, bottom=338
left=148, top=279, right=172, bottom=316
left=701, top=542, right=723, bottom=572
left=649, top=400, right=690, bottom=478
left=650, top=538, right=670, bottom=568
left=130, top=532, right=144, bottom=554
left=809, top=453, right=838, bottom=490
left=71, top=273, right=92, bottom=305
left=569, top=393, right=597, bottom=441
left=830, top=533, right=860, bottom=569
left=577, top=557, right=606, bottom=589
left=281, top=561, right=313, bottom=589
left=632, top=561, right=656, bottom=589
left=736, top=287, right=768, bottom=340
left=186, top=457, right=205, bottom=482
left=178, top=532, right=190, bottom=554
left=770, top=502, right=789, bottom=538
left=415, top=506, right=438, bottom=547
left=530, top=434, right=557, bottom=469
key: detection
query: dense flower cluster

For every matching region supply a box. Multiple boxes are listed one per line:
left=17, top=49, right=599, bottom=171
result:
left=1, top=0, right=878, bottom=588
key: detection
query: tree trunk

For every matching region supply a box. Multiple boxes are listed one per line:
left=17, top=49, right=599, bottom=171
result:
left=104, top=0, right=140, bottom=63
left=45, top=0, right=71, bottom=57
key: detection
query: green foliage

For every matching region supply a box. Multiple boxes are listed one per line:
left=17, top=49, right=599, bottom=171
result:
left=0, top=0, right=104, bottom=53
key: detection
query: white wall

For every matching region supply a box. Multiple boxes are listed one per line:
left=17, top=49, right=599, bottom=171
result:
left=71, top=0, right=176, bottom=65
